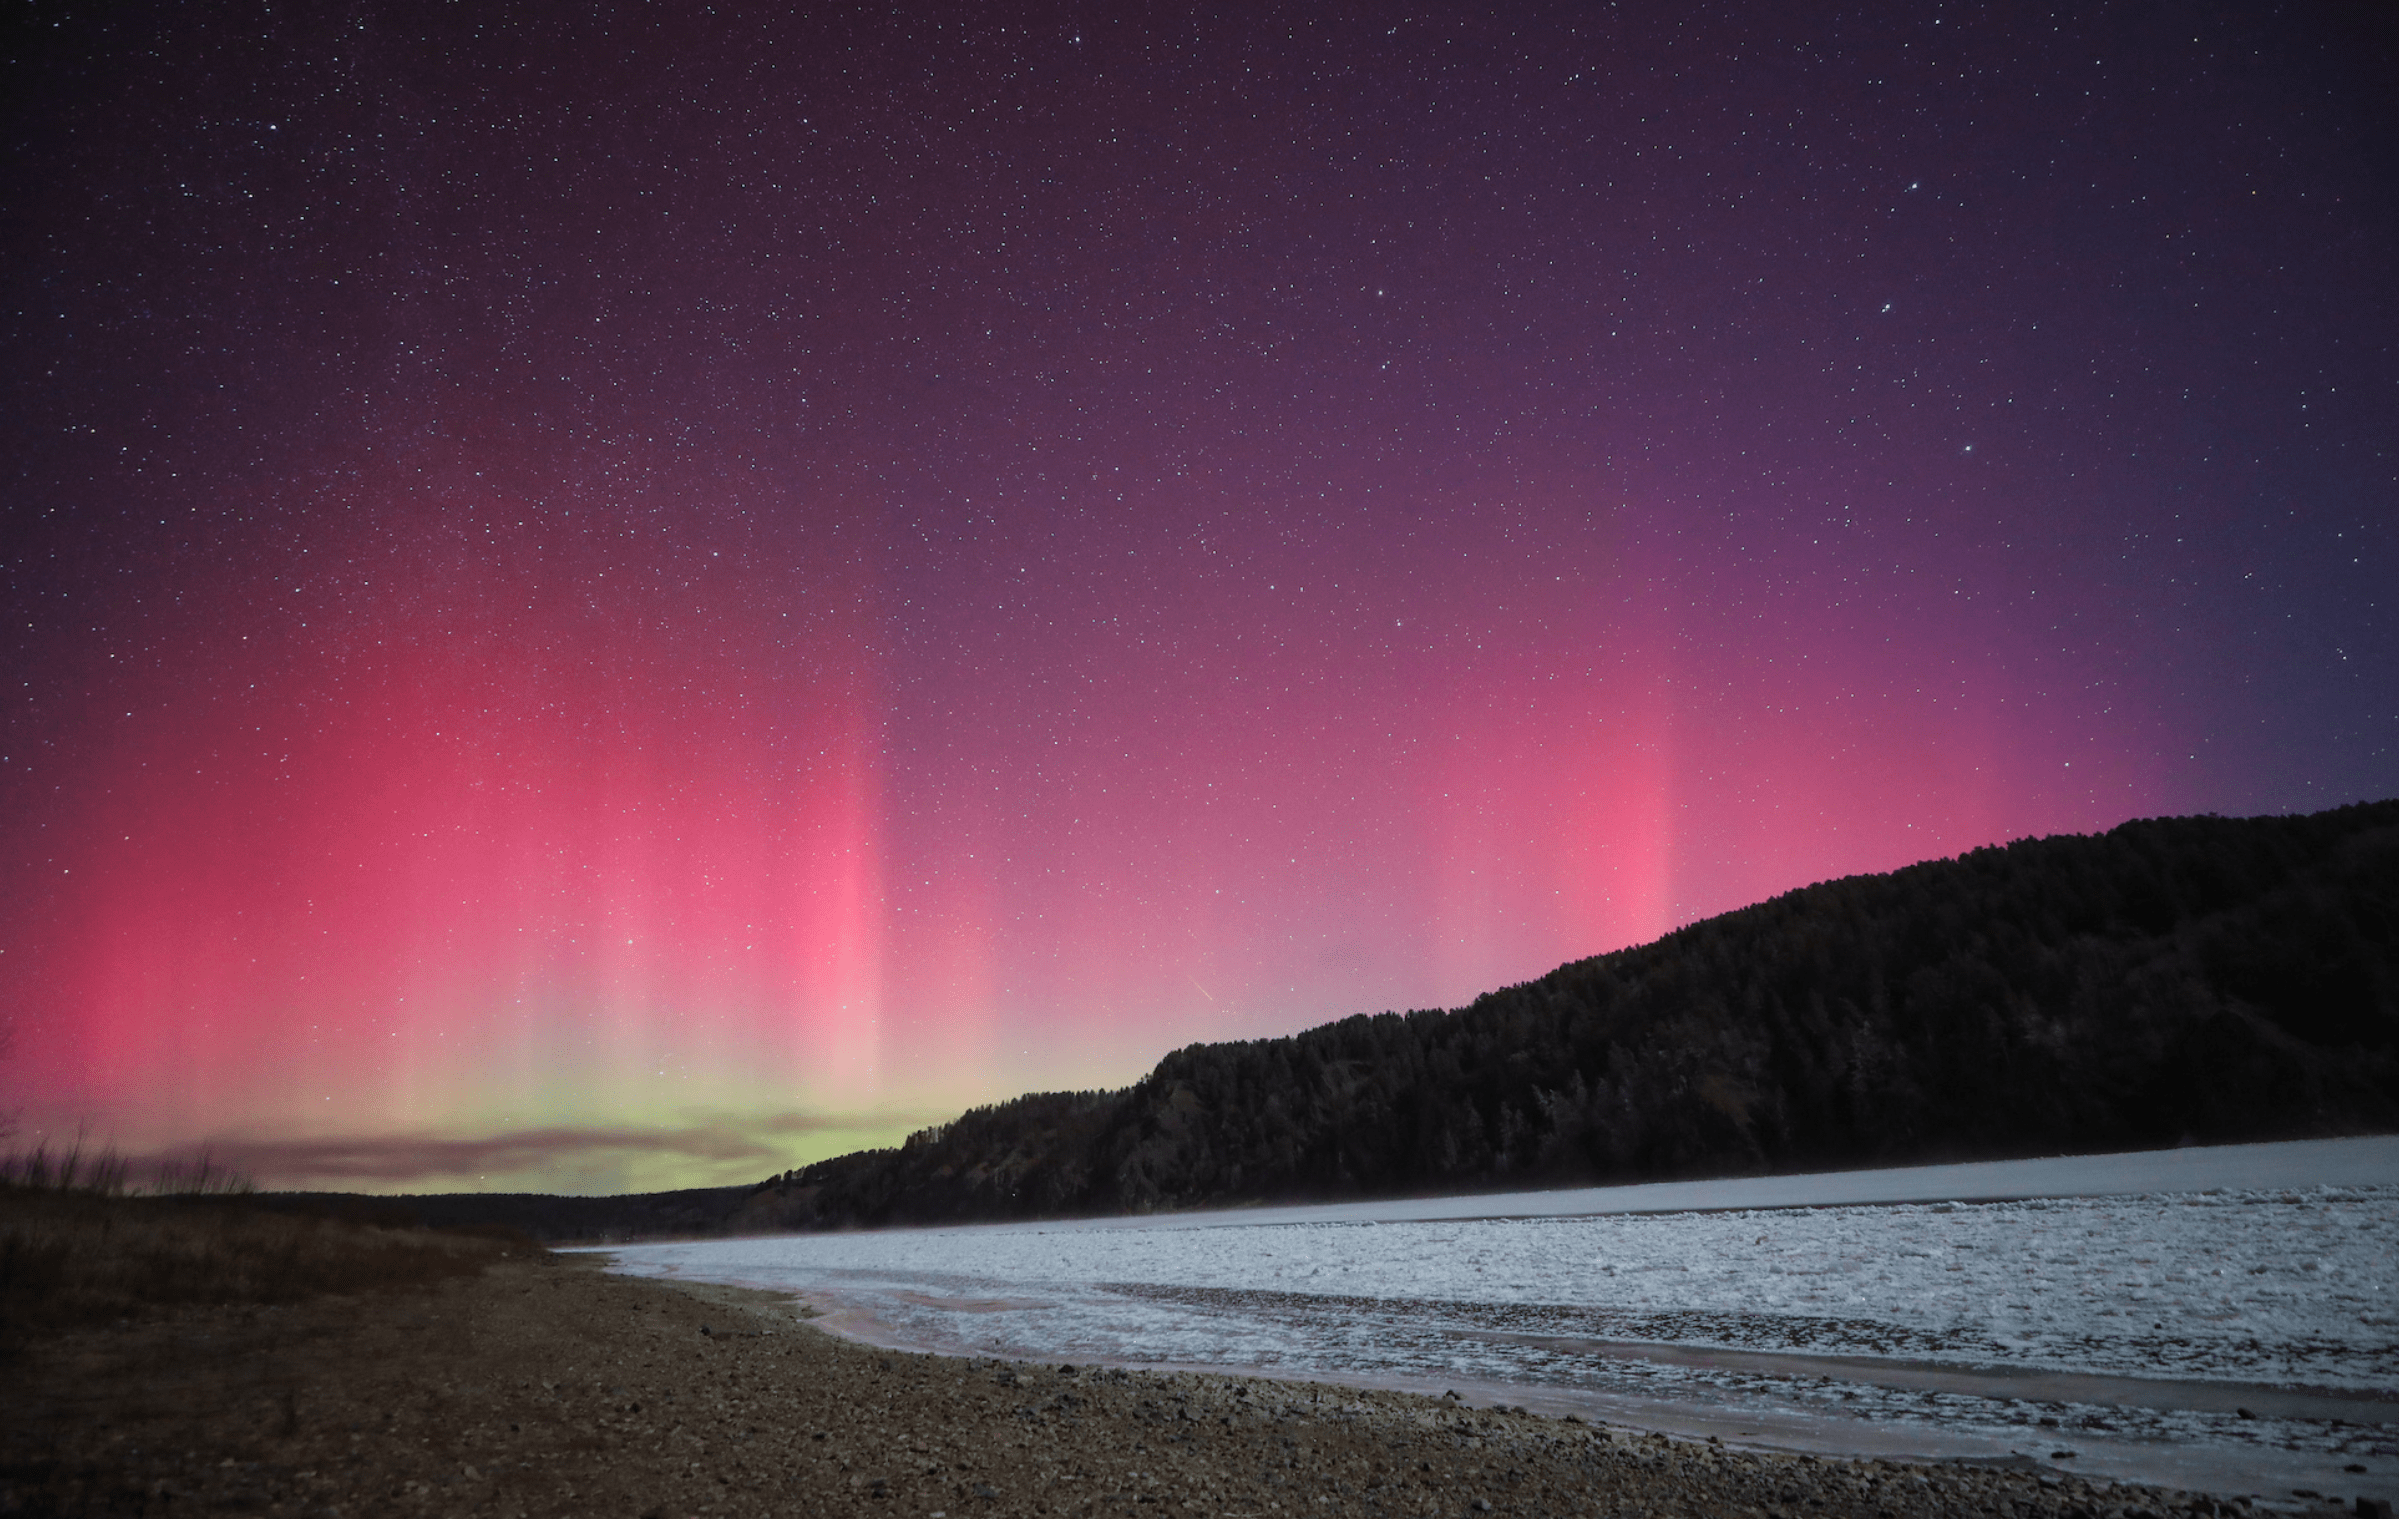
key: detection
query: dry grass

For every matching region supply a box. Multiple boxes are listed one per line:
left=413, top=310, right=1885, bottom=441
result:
left=0, top=1185, right=538, bottom=1344
left=0, top=1131, right=254, bottom=1197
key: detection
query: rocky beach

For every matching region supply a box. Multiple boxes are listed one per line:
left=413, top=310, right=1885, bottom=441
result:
left=0, top=1251, right=2283, bottom=1518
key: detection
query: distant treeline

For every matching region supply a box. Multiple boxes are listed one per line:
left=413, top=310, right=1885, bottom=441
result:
left=732, top=801, right=2398, bottom=1233
left=248, top=1186, right=752, bottom=1244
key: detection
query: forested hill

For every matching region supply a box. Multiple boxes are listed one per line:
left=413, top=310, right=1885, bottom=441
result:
left=735, top=801, right=2399, bottom=1233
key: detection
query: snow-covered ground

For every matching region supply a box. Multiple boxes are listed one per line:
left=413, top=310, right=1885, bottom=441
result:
left=598, top=1137, right=2399, bottom=1505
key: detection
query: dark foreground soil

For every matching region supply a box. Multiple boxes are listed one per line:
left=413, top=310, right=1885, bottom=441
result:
left=0, top=1253, right=2251, bottom=1518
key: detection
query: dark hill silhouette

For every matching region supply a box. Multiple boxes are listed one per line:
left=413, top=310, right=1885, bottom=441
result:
left=732, top=800, right=2399, bottom=1233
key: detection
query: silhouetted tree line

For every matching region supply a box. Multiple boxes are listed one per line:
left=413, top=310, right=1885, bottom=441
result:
left=730, top=801, right=2398, bottom=1233
left=248, top=1187, right=755, bottom=1243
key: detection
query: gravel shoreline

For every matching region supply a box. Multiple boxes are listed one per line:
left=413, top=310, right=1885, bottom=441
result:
left=0, top=1253, right=2273, bottom=1517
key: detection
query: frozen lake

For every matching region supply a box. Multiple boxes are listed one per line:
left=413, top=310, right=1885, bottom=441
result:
left=598, top=1136, right=2399, bottom=1506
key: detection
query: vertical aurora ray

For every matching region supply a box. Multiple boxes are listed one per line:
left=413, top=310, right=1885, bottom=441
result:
left=0, top=445, right=2244, bottom=1189
left=0, top=456, right=2266, bottom=1187
left=6, top=433, right=905, bottom=1190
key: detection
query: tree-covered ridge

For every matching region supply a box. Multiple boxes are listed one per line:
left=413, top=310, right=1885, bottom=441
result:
left=739, top=801, right=2399, bottom=1232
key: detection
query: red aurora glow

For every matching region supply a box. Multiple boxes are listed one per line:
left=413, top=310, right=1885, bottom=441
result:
left=3, top=0, right=2387, bottom=1192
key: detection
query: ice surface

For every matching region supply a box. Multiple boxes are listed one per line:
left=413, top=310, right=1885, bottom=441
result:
left=598, top=1137, right=2399, bottom=1502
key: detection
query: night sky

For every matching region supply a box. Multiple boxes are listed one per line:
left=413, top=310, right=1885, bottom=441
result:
left=4, top=1, right=2393, bottom=1194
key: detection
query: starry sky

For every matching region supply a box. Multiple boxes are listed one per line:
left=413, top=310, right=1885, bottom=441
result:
left=3, top=1, right=2393, bottom=1195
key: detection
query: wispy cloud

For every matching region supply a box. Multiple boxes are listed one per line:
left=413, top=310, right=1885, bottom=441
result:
left=144, top=1109, right=930, bottom=1190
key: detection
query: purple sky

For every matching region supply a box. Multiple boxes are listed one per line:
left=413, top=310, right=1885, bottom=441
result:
left=2, top=0, right=2392, bottom=1193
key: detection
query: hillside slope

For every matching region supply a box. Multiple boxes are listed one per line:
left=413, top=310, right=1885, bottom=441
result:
left=739, top=801, right=2399, bottom=1231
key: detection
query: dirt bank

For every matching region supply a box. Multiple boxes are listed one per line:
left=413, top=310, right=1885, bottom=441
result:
left=0, top=1252, right=2253, bottom=1517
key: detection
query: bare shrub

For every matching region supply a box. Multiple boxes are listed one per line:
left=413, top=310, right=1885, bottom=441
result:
left=0, top=1132, right=131, bottom=1196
